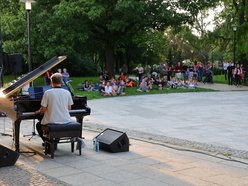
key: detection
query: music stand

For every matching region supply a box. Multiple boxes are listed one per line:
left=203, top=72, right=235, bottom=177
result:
left=0, top=112, right=12, bottom=137
left=23, top=119, right=37, bottom=140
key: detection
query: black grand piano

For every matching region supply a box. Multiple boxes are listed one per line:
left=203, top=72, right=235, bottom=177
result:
left=0, top=56, right=91, bottom=152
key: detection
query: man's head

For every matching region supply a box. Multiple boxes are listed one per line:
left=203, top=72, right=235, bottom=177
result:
left=51, top=72, right=62, bottom=87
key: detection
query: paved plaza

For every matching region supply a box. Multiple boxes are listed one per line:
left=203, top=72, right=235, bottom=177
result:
left=86, top=83, right=248, bottom=158
left=0, top=83, right=248, bottom=185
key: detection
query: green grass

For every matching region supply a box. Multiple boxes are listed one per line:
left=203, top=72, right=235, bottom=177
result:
left=2, top=75, right=213, bottom=100
left=213, top=75, right=228, bottom=84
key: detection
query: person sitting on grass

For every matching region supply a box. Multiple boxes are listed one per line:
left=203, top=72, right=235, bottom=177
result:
left=125, top=75, right=135, bottom=87
left=112, top=82, right=119, bottom=93
left=99, top=83, right=105, bottom=96
left=185, top=77, right=197, bottom=89
left=156, top=77, right=163, bottom=90
left=137, top=77, right=150, bottom=92
left=117, top=79, right=126, bottom=95
left=167, top=77, right=177, bottom=89
left=104, top=81, right=116, bottom=96
left=83, top=80, right=93, bottom=91
left=109, top=75, right=117, bottom=86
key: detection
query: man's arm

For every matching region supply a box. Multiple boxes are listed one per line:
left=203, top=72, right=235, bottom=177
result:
left=36, top=106, right=47, bottom=114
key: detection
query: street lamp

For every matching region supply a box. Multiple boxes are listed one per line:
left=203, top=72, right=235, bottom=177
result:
left=232, top=24, right=237, bottom=65
left=21, top=0, right=35, bottom=74
left=0, top=24, right=3, bottom=88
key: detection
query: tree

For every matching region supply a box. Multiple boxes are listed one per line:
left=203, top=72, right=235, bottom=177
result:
left=210, top=0, right=248, bottom=66
left=54, top=0, right=219, bottom=75
left=0, top=0, right=220, bottom=75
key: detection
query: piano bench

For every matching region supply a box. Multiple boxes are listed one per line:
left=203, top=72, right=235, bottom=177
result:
left=42, top=122, right=82, bottom=159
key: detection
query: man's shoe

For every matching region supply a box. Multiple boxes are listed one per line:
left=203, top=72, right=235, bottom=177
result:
left=43, top=144, right=51, bottom=154
left=43, top=148, right=51, bottom=154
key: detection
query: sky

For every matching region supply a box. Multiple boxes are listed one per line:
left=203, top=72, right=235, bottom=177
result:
left=192, top=4, right=224, bottom=36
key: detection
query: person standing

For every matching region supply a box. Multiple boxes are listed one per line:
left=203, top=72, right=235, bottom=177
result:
left=62, top=68, right=70, bottom=83
left=135, top=64, right=144, bottom=84
left=234, top=64, right=242, bottom=86
left=227, top=63, right=234, bottom=85
left=44, top=70, right=52, bottom=85
left=223, top=61, right=229, bottom=80
left=196, top=62, right=204, bottom=82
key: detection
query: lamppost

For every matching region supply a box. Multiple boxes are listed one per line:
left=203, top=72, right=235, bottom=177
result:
left=232, top=24, right=237, bottom=65
left=21, top=0, right=35, bottom=74
left=0, top=16, right=4, bottom=87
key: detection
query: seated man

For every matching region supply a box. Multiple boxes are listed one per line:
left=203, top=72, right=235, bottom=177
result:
left=36, top=72, right=74, bottom=153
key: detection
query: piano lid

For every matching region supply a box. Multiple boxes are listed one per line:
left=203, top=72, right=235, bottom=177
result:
left=2, top=56, right=67, bottom=97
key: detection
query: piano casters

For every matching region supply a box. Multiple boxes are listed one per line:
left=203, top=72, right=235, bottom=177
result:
left=0, top=112, right=12, bottom=137
left=23, top=119, right=37, bottom=140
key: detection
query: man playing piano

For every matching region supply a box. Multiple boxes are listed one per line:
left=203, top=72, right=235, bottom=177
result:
left=36, top=72, right=73, bottom=153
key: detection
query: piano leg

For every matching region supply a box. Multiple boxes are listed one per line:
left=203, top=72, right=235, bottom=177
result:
left=76, top=117, right=83, bottom=138
left=13, top=119, right=21, bottom=152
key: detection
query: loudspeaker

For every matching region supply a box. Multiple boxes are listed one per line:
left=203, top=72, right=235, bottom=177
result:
left=96, top=128, right=129, bottom=153
left=8, top=53, right=23, bottom=74
left=0, top=145, right=19, bottom=167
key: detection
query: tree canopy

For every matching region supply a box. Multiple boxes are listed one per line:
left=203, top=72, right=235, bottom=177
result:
left=1, top=0, right=247, bottom=76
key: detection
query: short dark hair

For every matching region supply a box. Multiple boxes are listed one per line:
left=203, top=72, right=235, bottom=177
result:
left=51, top=73, right=62, bottom=84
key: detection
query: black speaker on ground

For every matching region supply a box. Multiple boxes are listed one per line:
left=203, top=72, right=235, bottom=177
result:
left=96, top=128, right=129, bottom=153
left=0, top=145, right=19, bottom=167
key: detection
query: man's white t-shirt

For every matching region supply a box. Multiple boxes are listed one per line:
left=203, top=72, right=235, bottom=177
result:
left=41, top=88, right=73, bottom=124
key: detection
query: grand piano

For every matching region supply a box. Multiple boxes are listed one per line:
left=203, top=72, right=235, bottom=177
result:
left=0, top=56, right=91, bottom=152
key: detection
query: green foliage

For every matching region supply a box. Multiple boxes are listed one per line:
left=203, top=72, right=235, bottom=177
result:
left=133, top=29, right=168, bottom=64
left=211, top=0, right=248, bottom=65
left=0, top=0, right=225, bottom=76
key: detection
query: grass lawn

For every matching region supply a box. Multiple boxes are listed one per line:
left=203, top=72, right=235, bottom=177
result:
left=213, top=74, right=228, bottom=84
left=2, top=75, right=214, bottom=100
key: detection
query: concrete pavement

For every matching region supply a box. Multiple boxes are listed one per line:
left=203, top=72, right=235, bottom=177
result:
left=86, top=89, right=248, bottom=158
left=0, top=83, right=248, bottom=185
left=197, top=82, right=248, bottom=91
left=1, top=125, right=248, bottom=186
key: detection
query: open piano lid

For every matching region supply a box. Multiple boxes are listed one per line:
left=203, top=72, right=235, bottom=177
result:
left=2, top=56, right=67, bottom=97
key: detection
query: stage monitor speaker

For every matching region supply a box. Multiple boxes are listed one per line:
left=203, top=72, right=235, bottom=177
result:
left=96, top=128, right=129, bottom=153
left=0, top=145, right=19, bottom=167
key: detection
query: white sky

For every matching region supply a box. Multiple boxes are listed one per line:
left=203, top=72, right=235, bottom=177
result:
left=192, top=5, right=224, bottom=36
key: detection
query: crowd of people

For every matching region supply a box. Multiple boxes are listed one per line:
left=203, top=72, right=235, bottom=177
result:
left=79, top=65, right=135, bottom=96
left=51, top=61, right=247, bottom=97
left=44, top=68, right=71, bottom=86
left=79, top=62, right=210, bottom=96
left=223, top=62, right=245, bottom=86
left=133, top=62, right=210, bottom=92
left=97, top=70, right=134, bottom=96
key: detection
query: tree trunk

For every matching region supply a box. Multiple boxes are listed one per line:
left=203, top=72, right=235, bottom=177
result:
left=105, top=41, right=115, bottom=76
